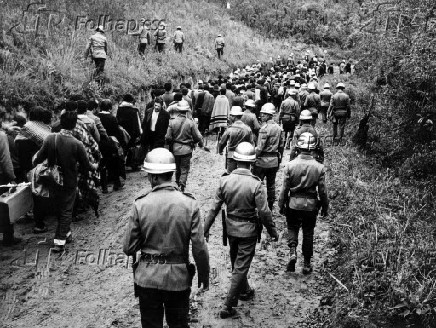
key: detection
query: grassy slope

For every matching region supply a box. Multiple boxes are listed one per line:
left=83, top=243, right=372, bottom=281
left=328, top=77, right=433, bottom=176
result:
left=0, top=0, right=307, bottom=110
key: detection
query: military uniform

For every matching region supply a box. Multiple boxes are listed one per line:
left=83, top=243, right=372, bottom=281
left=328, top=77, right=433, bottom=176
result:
left=204, top=169, right=277, bottom=309
left=253, top=119, right=285, bottom=209
left=319, top=88, right=332, bottom=123
left=289, top=123, right=324, bottom=163
left=218, top=121, right=253, bottom=173
left=304, top=92, right=321, bottom=125
left=165, top=114, right=203, bottom=190
left=279, top=97, right=300, bottom=148
left=123, top=182, right=210, bottom=328
left=328, top=90, right=351, bottom=142
left=278, top=154, right=329, bottom=265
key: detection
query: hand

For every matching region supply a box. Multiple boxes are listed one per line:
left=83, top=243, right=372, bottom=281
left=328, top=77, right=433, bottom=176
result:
left=204, top=231, right=209, bottom=243
left=269, top=229, right=279, bottom=242
left=198, top=280, right=209, bottom=291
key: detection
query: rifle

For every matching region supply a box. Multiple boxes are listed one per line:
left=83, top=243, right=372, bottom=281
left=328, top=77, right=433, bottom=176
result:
left=222, top=209, right=228, bottom=246
left=256, top=216, right=262, bottom=243
left=132, top=254, right=139, bottom=297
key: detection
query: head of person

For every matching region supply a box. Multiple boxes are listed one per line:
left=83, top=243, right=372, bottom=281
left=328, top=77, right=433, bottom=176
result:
left=233, top=142, right=256, bottom=169
left=88, top=99, right=99, bottom=113
left=100, top=99, right=112, bottom=112
left=323, top=83, right=330, bottom=89
left=220, top=88, right=226, bottom=95
left=244, top=99, right=256, bottom=111
left=336, top=82, right=345, bottom=90
left=29, top=106, right=46, bottom=122
left=185, top=82, right=191, bottom=90
left=164, top=82, right=172, bottom=92
left=60, top=109, right=78, bottom=130
left=259, top=103, right=275, bottom=122
left=177, top=26, right=181, bottom=30
left=181, top=88, right=189, bottom=97
left=13, top=113, right=27, bottom=128
left=154, top=96, right=164, bottom=111
left=297, top=132, right=318, bottom=154
left=76, top=100, right=88, bottom=114
left=203, top=84, right=210, bottom=92
left=143, top=148, right=175, bottom=187
left=96, top=25, right=104, bottom=33
left=174, top=93, right=183, bottom=102
left=230, top=106, right=243, bottom=122
left=123, top=94, right=135, bottom=104
left=307, top=82, right=316, bottom=93
left=299, top=110, right=312, bottom=124
left=177, top=100, right=190, bottom=115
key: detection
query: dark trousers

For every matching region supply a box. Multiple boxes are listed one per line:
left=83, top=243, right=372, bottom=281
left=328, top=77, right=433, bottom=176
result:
left=282, top=120, right=296, bottom=148
left=226, top=236, right=257, bottom=307
left=175, top=153, right=192, bottom=188
left=286, top=208, right=317, bottom=259
left=226, top=158, right=237, bottom=173
left=252, top=165, right=278, bottom=206
left=54, top=187, right=76, bottom=242
left=198, top=114, right=211, bottom=134
left=156, top=43, right=165, bottom=53
left=93, top=58, right=105, bottom=77
left=138, top=43, right=147, bottom=55
left=216, top=48, right=223, bottom=59
left=137, top=286, right=190, bottom=328
left=174, top=42, right=183, bottom=53
left=333, top=117, right=347, bottom=141
left=319, top=106, right=328, bottom=123
left=33, top=195, right=52, bottom=229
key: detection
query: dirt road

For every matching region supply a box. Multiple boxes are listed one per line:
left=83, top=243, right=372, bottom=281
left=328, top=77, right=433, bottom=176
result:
left=0, top=136, right=333, bottom=328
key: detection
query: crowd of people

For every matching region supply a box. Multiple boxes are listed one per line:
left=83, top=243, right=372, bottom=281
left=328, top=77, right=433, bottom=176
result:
left=1, top=51, right=352, bottom=326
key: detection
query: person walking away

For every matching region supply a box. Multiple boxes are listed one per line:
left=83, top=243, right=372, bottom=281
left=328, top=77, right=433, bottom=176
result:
left=289, top=110, right=324, bottom=163
left=165, top=106, right=206, bottom=191
left=141, top=97, right=170, bottom=152
left=218, top=106, right=253, bottom=173
left=154, top=23, right=167, bottom=53
left=253, top=103, right=285, bottom=210
left=279, top=89, right=300, bottom=149
left=130, top=20, right=151, bottom=56
left=278, top=132, right=329, bottom=274
left=204, top=142, right=278, bottom=319
left=173, top=26, right=185, bottom=53
left=304, top=83, right=321, bottom=126
left=84, top=26, right=108, bottom=79
left=77, top=100, right=100, bottom=143
left=327, top=83, right=351, bottom=145
left=195, top=84, right=215, bottom=135
left=209, top=87, right=230, bottom=140
left=86, top=100, right=108, bottom=140
left=162, top=82, right=174, bottom=109
left=116, top=94, right=143, bottom=170
left=241, top=99, right=260, bottom=141
left=123, top=148, right=209, bottom=328
left=33, top=110, right=91, bottom=252
left=215, top=34, right=225, bottom=59
left=319, top=83, right=332, bottom=124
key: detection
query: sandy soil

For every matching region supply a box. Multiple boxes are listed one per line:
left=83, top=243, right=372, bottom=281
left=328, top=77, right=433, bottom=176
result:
left=0, top=134, right=334, bottom=328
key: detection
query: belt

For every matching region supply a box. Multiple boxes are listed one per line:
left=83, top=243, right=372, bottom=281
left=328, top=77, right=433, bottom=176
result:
left=290, top=193, right=317, bottom=199
left=260, top=152, right=278, bottom=157
left=227, top=214, right=256, bottom=223
left=140, top=253, right=187, bottom=264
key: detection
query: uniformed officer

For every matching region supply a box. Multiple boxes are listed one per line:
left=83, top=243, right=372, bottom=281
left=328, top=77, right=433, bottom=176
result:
left=218, top=106, right=253, bottom=173
left=304, top=82, right=321, bottom=126
left=319, top=83, right=332, bottom=123
left=278, top=133, right=329, bottom=274
left=289, top=110, right=324, bottom=163
left=253, top=103, right=285, bottom=210
left=327, top=82, right=351, bottom=144
left=165, top=103, right=205, bottom=191
left=123, top=148, right=210, bottom=328
left=241, top=99, right=261, bottom=139
left=204, top=142, right=279, bottom=319
left=279, top=90, right=300, bottom=149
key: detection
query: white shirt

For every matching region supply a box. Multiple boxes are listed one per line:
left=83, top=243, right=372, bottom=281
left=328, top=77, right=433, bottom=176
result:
left=151, top=110, right=159, bottom=132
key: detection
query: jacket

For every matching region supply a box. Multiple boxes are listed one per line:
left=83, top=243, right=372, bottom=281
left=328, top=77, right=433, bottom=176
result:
left=86, top=111, right=108, bottom=141
left=241, top=110, right=260, bottom=135
left=204, top=169, right=277, bottom=238
left=173, top=30, right=184, bottom=43
left=78, top=114, right=100, bottom=143
left=279, top=98, right=300, bottom=123
left=123, top=182, right=209, bottom=291
left=255, top=119, right=285, bottom=168
left=116, top=102, right=142, bottom=146
left=166, top=114, right=203, bottom=156
left=85, top=32, right=107, bottom=59
left=218, top=121, right=253, bottom=158
left=215, top=36, right=225, bottom=49
left=304, top=92, right=321, bottom=112
left=328, top=90, right=351, bottom=118
left=154, top=29, right=167, bottom=44
left=0, top=130, right=15, bottom=183
left=141, top=108, right=170, bottom=149
left=320, top=89, right=333, bottom=107
left=278, top=154, right=329, bottom=212
left=197, top=91, right=215, bottom=117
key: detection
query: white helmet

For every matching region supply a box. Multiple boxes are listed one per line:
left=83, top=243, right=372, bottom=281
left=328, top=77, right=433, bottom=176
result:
left=299, top=109, right=312, bottom=121
left=260, top=103, right=276, bottom=115
left=336, top=82, right=345, bottom=89
left=233, top=142, right=256, bottom=162
left=143, top=148, right=176, bottom=174
left=230, top=106, right=244, bottom=116
left=297, top=132, right=318, bottom=150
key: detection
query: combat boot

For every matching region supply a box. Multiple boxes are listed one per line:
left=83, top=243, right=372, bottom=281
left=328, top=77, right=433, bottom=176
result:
left=286, top=247, right=297, bottom=272
left=302, top=257, right=313, bottom=274
left=219, top=306, right=237, bottom=319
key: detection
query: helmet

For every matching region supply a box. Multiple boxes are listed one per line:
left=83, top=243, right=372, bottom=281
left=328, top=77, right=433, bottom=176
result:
left=230, top=106, right=244, bottom=116
left=177, top=26, right=182, bottom=30
left=336, top=82, right=345, bottom=89
left=233, top=142, right=256, bottom=162
left=301, top=83, right=308, bottom=89
left=244, top=99, right=256, bottom=108
left=307, top=82, right=316, bottom=90
left=143, top=148, right=176, bottom=174
left=287, top=89, right=297, bottom=96
left=289, top=80, right=296, bottom=86
left=299, top=109, right=312, bottom=121
left=295, top=83, right=300, bottom=89
left=297, top=132, right=318, bottom=150
left=260, top=103, right=276, bottom=115
left=96, top=25, right=104, bottom=32
left=323, top=83, right=330, bottom=89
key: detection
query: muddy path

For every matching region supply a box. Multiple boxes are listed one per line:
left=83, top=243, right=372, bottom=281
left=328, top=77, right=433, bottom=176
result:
left=0, top=133, right=335, bottom=328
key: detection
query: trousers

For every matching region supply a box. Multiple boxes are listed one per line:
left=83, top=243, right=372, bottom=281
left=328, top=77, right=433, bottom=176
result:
left=175, top=153, right=192, bottom=188
left=252, top=165, right=278, bottom=206
left=54, top=187, right=76, bottom=244
left=333, top=117, right=347, bottom=141
left=138, top=43, right=147, bottom=55
left=216, top=48, right=224, bottom=59
left=137, top=286, right=190, bottom=328
left=93, top=58, right=105, bottom=78
left=286, top=208, right=317, bottom=259
left=198, top=114, right=211, bottom=134
left=33, top=195, right=52, bottom=229
left=225, top=236, right=257, bottom=308
left=174, top=42, right=183, bottom=53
